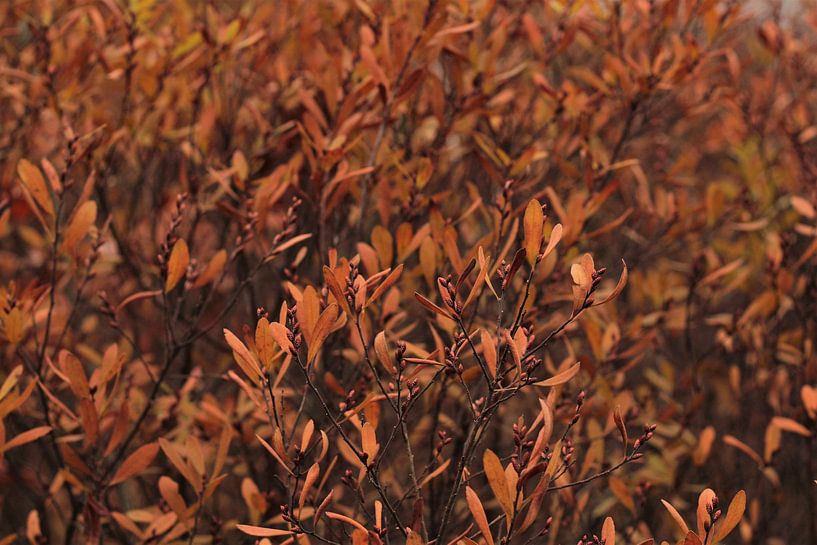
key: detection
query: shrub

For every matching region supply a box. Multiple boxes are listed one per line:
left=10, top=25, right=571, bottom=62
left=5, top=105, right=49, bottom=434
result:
left=1, top=1, right=815, bottom=544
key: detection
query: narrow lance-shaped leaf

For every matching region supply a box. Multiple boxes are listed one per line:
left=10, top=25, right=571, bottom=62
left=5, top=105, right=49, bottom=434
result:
left=236, top=525, right=293, bottom=537
left=465, top=486, right=495, bottom=545
left=0, top=426, right=52, bottom=455
left=712, top=490, right=746, bottom=542
left=224, top=329, right=263, bottom=387
left=165, top=239, right=189, bottom=292
left=308, top=303, right=339, bottom=364
left=110, top=443, right=160, bottom=485
left=483, top=449, right=513, bottom=523
left=533, top=362, right=581, bottom=388
left=613, top=406, right=628, bottom=453
left=523, top=199, right=544, bottom=266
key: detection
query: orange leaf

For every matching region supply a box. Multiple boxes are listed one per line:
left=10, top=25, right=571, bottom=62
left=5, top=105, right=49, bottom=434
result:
left=696, top=488, right=716, bottom=538
left=0, top=426, right=52, bottom=455
left=613, top=406, right=628, bottom=453
left=480, top=330, right=497, bottom=379
left=523, top=200, right=544, bottom=266
left=722, top=435, right=763, bottom=467
left=255, top=317, right=275, bottom=369
left=660, top=499, right=689, bottom=535
left=235, top=524, right=293, bottom=537
left=414, top=292, right=454, bottom=319
left=533, top=362, right=581, bottom=388
left=712, top=490, right=745, bottom=543
left=192, top=249, right=227, bottom=289
left=601, top=517, right=615, bottom=545
left=366, top=264, right=403, bottom=307
left=299, top=463, right=320, bottom=514
left=308, top=303, right=338, bottom=364
left=771, top=416, right=812, bottom=436
left=60, top=351, right=91, bottom=400
left=110, top=443, right=159, bottom=485
left=483, top=449, right=512, bottom=522
left=374, top=331, right=397, bottom=374
left=595, top=260, right=628, bottom=306
left=61, top=201, right=97, bottom=254
left=17, top=159, right=54, bottom=216
left=325, top=512, right=369, bottom=534
left=224, top=329, right=263, bottom=386
left=465, top=486, right=495, bottom=545
left=165, top=239, right=189, bottom=292
left=361, top=421, right=378, bottom=463
left=542, top=223, right=563, bottom=259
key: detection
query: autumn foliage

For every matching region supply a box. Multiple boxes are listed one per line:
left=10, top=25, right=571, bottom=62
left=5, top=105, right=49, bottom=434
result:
left=2, top=0, right=817, bottom=544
